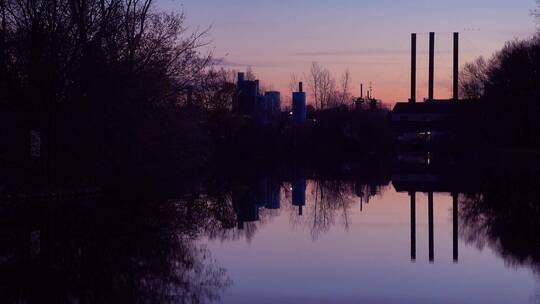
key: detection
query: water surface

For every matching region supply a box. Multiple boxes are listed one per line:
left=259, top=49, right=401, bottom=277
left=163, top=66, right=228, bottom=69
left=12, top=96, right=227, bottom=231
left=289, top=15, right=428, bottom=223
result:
left=204, top=180, right=539, bottom=303
left=1, top=169, right=539, bottom=303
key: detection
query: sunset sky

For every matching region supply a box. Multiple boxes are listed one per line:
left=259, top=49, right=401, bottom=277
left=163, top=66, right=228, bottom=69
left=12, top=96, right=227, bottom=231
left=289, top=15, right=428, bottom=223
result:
left=160, top=0, right=538, bottom=106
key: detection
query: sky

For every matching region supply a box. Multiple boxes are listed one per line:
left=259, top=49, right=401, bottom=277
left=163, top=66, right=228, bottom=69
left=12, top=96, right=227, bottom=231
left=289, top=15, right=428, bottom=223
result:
left=158, top=0, right=538, bottom=106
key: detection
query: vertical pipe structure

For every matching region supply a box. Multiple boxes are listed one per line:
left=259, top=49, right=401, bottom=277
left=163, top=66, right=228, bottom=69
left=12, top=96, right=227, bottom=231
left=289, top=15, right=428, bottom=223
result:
left=410, top=192, right=417, bottom=261
left=410, top=33, right=417, bottom=103
left=428, top=192, right=434, bottom=263
left=235, top=72, right=245, bottom=113
left=254, top=80, right=260, bottom=96
left=293, top=82, right=307, bottom=124
left=360, top=83, right=363, bottom=99
left=453, top=193, right=459, bottom=262
left=453, top=32, right=459, bottom=101
left=428, top=32, right=435, bottom=102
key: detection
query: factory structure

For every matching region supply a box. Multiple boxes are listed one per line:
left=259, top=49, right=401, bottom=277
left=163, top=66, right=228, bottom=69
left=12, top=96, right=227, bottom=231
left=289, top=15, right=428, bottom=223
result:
left=354, top=82, right=380, bottom=110
left=391, top=32, right=476, bottom=143
left=232, top=177, right=306, bottom=229
left=235, top=72, right=307, bottom=124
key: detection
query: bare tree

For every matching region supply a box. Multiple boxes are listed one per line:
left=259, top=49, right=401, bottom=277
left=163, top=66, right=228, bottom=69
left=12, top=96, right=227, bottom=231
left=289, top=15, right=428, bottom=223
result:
left=245, top=65, right=256, bottom=81
left=0, top=0, right=213, bottom=110
left=533, top=0, right=540, bottom=24
left=288, top=72, right=302, bottom=93
left=459, top=56, right=489, bottom=100
left=194, top=67, right=236, bottom=110
left=307, top=62, right=336, bottom=110
left=339, top=68, right=352, bottom=106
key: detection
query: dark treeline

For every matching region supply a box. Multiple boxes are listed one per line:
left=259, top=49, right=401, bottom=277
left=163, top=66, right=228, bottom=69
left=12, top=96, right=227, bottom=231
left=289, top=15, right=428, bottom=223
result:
left=0, top=0, right=393, bottom=192
left=0, top=0, right=223, bottom=187
left=214, top=105, right=393, bottom=165
left=3, top=0, right=539, bottom=192
left=0, top=196, right=233, bottom=303
left=458, top=33, right=540, bottom=149
left=0, top=169, right=394, bottom=302
left=460, top=169, right=540, bottom=277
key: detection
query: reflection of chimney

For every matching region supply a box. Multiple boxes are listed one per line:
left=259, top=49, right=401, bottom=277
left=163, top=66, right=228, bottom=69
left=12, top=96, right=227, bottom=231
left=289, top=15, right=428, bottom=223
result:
left=410, top=192, right=417, bottom=261
left=428, top=32, right=435, bottom=102
left=428, top=192, right=434, bottom=263
left=453, top=193, right=459, bottom=262
left=453, top=32, right=459, bottom=101
left=292, top=179, right=307, bottom=216
left=410, top=33, right=417, bottom=103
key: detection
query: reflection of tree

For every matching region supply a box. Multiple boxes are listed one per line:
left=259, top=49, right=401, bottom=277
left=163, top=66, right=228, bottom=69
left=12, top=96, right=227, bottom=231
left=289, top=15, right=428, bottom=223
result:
left=0, top=198, right=232, bottom=304
left=354, top=182, right=387, bottom=206
left=198, top=175, right=392, bottom=242
left=460, top=171, right=540, bottom=275
left=203, top=179, right=282, bottom=243
left=287, top=180, right=388, bottom=240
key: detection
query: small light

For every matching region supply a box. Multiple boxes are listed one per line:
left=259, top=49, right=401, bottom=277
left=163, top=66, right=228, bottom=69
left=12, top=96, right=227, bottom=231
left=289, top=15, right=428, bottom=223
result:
left=289, top=111, right=293, bottom=115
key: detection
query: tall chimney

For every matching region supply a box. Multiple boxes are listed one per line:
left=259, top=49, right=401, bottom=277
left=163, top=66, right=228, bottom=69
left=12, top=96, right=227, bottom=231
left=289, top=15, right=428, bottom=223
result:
left=254, top=80, right=260, bottom=95
left=428, top=32, right=435, bottom=102
left=299, top=82, right=303, bottom=92
left=453, top=32, right=459, bottom=101
left=360, top=83, right=363, bottom=99
left=410, top=33, right=417, bottom=103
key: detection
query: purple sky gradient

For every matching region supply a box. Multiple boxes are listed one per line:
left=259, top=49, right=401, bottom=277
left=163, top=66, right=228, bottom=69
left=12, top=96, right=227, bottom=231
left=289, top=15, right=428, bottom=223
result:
left=159, top=0, right=538, bottom=105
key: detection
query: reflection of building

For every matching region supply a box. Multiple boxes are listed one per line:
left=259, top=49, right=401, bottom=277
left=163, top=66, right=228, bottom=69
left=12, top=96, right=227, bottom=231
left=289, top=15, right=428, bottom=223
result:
left=392, top=151, right=480, bottom=194
left=292, top=178, right=306, bottom=215
left=265, top=181, right=281, bottom=210
left=232, top=187, right=259, bottom=230
left=233, top=178, right=282, bottom=228
left=258, top=178, right=281, bottom=210
left=394, top=151, right=464, bottom=263
left=354, top=182, right=379, bottom=211
left=407, top=191, right=459, bottom=263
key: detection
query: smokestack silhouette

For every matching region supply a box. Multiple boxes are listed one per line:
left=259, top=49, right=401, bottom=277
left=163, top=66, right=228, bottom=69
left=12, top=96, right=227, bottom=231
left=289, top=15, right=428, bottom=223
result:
left=299, top=82, right=303, bottom=93
left=410, top=33, right=417, bottom=103
left=453, top=32, right=459, bottom=101
left=428, top=32, right=435, bottom=101
left=360, top=83, right=363, bottom=99
left=428, top=192, right=434, bottom=263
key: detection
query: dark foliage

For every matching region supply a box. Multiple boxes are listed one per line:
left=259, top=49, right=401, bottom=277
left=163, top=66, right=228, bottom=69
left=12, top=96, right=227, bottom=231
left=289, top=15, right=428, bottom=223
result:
left=459, top=35, right=540, bottom=148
